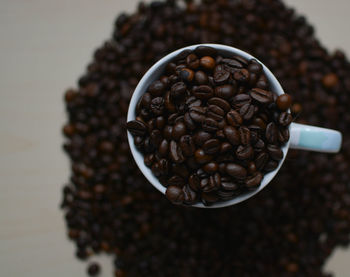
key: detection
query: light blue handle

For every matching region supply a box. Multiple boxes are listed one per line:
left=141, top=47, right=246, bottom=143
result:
left=290, top=123, right=342, bottom=153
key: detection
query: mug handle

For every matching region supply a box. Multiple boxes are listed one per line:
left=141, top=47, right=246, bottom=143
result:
left=290, top=123, right=342, bottom=153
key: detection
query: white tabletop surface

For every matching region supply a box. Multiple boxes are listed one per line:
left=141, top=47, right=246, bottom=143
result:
left=1, top=0, right=350, bottom=276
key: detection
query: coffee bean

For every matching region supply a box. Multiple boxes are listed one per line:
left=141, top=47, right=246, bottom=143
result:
left=87, top=263, right=100, bottom=276
left=183, top=185, right=197, bottom=204
left=150, top=97, right=165, bottom=115
left=276, top=94, right=292, bottom=111
left=214, top=84, right=235, bottom=99
left=232, top=94, right=251, bottom=109
left=203, top=162, right=219, bottom=173
left=248, top=161, right=257, bottom=174
left=150, top=129, right=162, bottom=146
left=185, top=96, right=202, bottom=108
left=203, top=139, right=221, bottom=155
left=158, top=139, right=169, bottom=157
left=183, top=112, right=196, bottom=130
left=165, top=185, right=184, bottom=204
left=226, top=163, right=247, bottom=179
left=172, top=122, right=187, bottom=140
left=264, top=160, right=279, bottom=172
left=194, top=149, right=213, bottom=164
left=322, top=73, right=339, bottom=88
left=224, top=126, right=240, bottom=145
left=200, top=178, right=215, bottom=192
left=240, top=103, right=255, bottom=121
left=126, top=120, right=147, bottom=136
left=255, top=152, right=269, bottom=170
left=169, top=140, right=185, bottom=163
left=189, top=106, right=206, bottom=123
left=192, top=85, right=214, bottom=100
left=167, top=175, right=185, bottom=187
left=195, top=46, right=217, bottom=57
left=250, top=88, right=273, bottom=104
left=226, top=110, right=243, bottom=127
left=194, top=70, right=208, bottom=85
left=233, top=69, right=249, bottom=82
left=164, top=91, right=176, bottom=113
left=278, top=112, right=293, bottom=126
left=253, top=117, right=267, bottom=129
left=202, top=117, right=218, bottom=133
left=179, top=135, right=195, bottom=157
left=236, top=145, right=254, bottom=160
left=248, top=60, right=263, bottom=74
left=180, top=68, right=194, bottom=82
left=267, top=144, right=284, bottom=161
left=188, top=174, right=200, bottom=191
left=214, top=69, right=230, bottom=84
left=200, top=56, right=216, bottom=70
left=254, top=137, right=266, bottom=152
left=193, top=131, right=212, bottom=146
left=148, top=80, right=165, bottom=96
left=220, top=142, right=232, bottom=153
left=278, top=127, right=290, bottom=144
left=221, top=58, right=244, bottom=69
left=207, top=105, right=224, bottom=121
left=163, top=125, right=173, bottom=140
left=170, top=82, right=187, bottom=99
left=245, top=172, right=263, bottom=189
left=186, top=53, right=200, bottom=69
left=208, top=97, right=231, bottom=112
left=221, top=181, right=239, bottom=191
left=266, top=122, right=278, bottom=144
left=201, top=192, right=219, bottom=205
left=239, top=126, right=251, bottom=145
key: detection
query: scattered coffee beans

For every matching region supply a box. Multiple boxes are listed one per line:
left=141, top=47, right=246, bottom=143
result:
left=127, top=46, right=292, bottom=205
left=61, top=0, right=350, bottom=276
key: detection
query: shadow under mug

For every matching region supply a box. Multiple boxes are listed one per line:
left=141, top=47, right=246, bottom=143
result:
left=127, top=44, right=342, bottom=208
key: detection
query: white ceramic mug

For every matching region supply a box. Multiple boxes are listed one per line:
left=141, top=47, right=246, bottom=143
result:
left=127, top=44, right=342, bottom=208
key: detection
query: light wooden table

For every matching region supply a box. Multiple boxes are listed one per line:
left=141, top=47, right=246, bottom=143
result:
left=0, top=0, right=349, bottom=276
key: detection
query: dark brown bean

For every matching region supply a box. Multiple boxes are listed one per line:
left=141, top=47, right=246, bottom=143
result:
left=172, top=122, right=187, bottom=140
left=202, top=117, right=218, bottom=133
left=255, top=152, right=269, bottom=170
left=214, top=84, right=235, bottom=99
left=226, top=110, right=243, bottom=127
left=195, top=46, right=217, bottom=57
left=203, top=139, right=221, bottom=155
left=233, top=69, right=249, bottom=82
left=169, top=140, right=185, bottom=163
left=224, top=126, right=240, bottom=145
left=226, top=163, right=247, bottom=179
left=179, top=135, right=196, bottom=157
left=194, top=70, right=208, bottom=85
left=232, top=94, right=251, bottom=109
left=203, top=162, right=219, bottom=173
left=170, top=82, right=187, bottom=99
left=207, top=105, right=225, bottom=121
left=192, top=85, right=214, bottom=100
left=208, top=97, right=231, bottom=112
left=200, top=56, right=216, bottom=70
left=239, top=126, right=251, bottom=145
left=194, top=149, right=213, bottom=164
left=182, top=185, right=197, bottom=204
left=278, top=112, right=293, bottom=126
left=236, top=145, right=254, bottom=160
left=267, top=144, right=284, bottom=161
left=245, top=172, right=263, bottom=189
left=266, top=122, right=278, bottom=144
left=276, top=94, right=292, bottom=111
left=165, top=186, right=184, bottom=204
left=250, top=88, right=273, bottom=104
left=240, top=103, right=255, bottom=121
left=126, top=120, right=147, bottom=136
left=193, top=131, right=212, bottom=146
left=189, top=106, right=206, bottom=123
left=186, top=53, right=200, bottom=69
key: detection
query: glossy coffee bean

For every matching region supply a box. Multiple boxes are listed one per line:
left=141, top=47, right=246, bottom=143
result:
left=165, top=186, right=185, bottom=204
left=224, top=126, right=240, bottom=145
left=226, top=163, right=247, bottom=179
left=208, top=97, right=231, bottom=112
left=226, top=110, right=243, bottom=127
left=250, top=88, right=273, bottom=104
left=276, top=94, right=292, bottom=111
left=194, top=70, right=208, bottom=85
left=200, top=56, right=216, bottom=70
left=203, top=139, right=221, bottom=155
left=214, top=84, right=235, bottom=99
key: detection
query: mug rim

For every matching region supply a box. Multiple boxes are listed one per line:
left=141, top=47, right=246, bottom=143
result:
left=127, top=43, right=290, bottom=208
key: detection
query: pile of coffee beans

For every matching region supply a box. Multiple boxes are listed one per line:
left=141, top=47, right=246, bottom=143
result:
left=61, top=0, right=350, bottom=276
left=127, top=46, right=292, bottom=205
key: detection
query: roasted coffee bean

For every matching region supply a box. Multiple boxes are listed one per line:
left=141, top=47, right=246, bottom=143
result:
left=266, top=122, right=278, bottom=144
left=276, top=94, right=292, bottom=111
left=164, top=91, right=176, bottom=113
left=200, top=178, right=215, bottom=192
left=87, top=263, right=100, bottom=276
left=224, top=126, right=240, bottom=145
left=188, top=174, right=200, bottom=192
left=165, top=186, right=184, bottom=204
left=194, top=149, right=213, bottom=164
left=214, top=84, right=235, bottom=99
left=250, top=88, right=273, bottom=104
left=239, top=126, right=251, bottom=145
left=179, top=135, right=195, bottom=157
left=202, top=117, right=218, bottom=132
left=208, top=97, right=231, bottom=112
left=245, top=172, right=263, bottom=190
left=192, top=85, right=214, bottom=100
left=186, top=53, right=200, bottom=69
left=195, top=46, right=217, bottom=57
left=207, top=105, right=224, bottom=121
left=150, top=97, right=165, bottom=115
left=168, top=175, right=185, bottom=187
left=148, top=80, right=165, bottom=96
left=236, top=145, right=254, bottom=160
left=226, top=163, right=247, bottom=179
left=150, top=129, right=162, bottom=146
left=248, top=60, right=263, bottom=74
left=255, top=152, right=269, bottom=170
left=253, top=117, right=267, bottom=129
left=170, top=82, right=187, bottom=99
left=278, top=127, right=290, bottom=144
left=233, top=69, right=249, bottom=82
left=183, top=185, right=197, bottom=204
left=220, top=142, right=232, bottom=153
left=221, top=58, right=244, bottom=69
left=194, top=70, right=208, bottom=85
left=155, top=116, right=165, bottom=129
left=248, top=161, right=257, bottom=174
left=226, top=110, right=243, bottom=127
left=141, top=92, right=152, bottom=108
left=221, top=181, right=239, bottom=191
left=158, top=139, right=169, bottom=158
left=180, top=68, right=194, bottom=82
left=172, top=122, right=187, bottom=140
left=232, top=94, right=251, bottom=109
left=144, top=153, right=155, bottom=166
left=183, top=112, right=196, bottom=130
left=201, top=191, right=219, bottom=205
left=203, top=162, right=219, bottom=174
left=264, top=160, right=279, bottom=172
left=240, top=103, right=255, bottom=121
left=214, top=69, right=230, bottom=84
left=189, top=106, right=206, bottom=123
left=126, top=120, right=147, bottom=136
left=217, top=190, right=236, bottom=200
left=200, top=56, right=216, bottom=70
left=163, top=125, right=173, bottom=140
left=203, top=139, right=221, bottom=155
left=169, top=140, right=185, bottom=163
left=267, top=144, right=284, bottom=161
left=185, top=96, right=202, bottom=108
left=193, top=130, right=212, bottom=146
left=278, top=112, right=293, bottom=126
